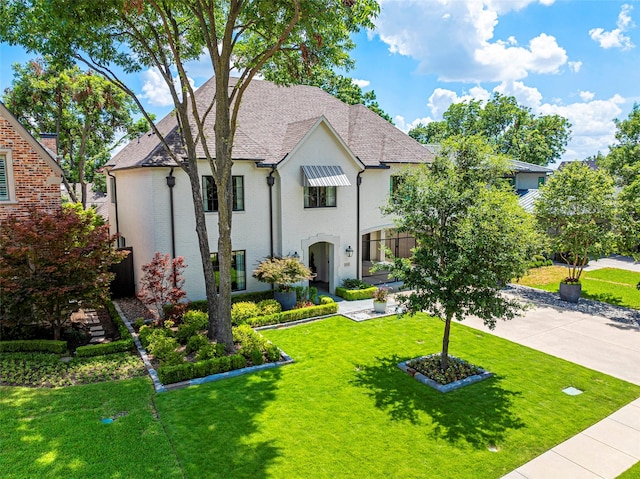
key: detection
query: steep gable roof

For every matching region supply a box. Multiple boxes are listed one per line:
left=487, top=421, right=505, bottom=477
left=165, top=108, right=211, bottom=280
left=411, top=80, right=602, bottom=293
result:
left=0, top=102, right=64, bottom=176
left=110, top=77, right=433, bottom=170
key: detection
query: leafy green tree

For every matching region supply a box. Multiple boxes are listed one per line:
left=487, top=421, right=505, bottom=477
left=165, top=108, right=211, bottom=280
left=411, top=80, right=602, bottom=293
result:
left=0, top=204, right=127, bottom=340
left=2, top=58, right=146, bottom=207
left=0, top=0, right=379, bottom=351
left=535, top=162, right=617, bottom=283
left=408, top=93, right=571, bottom=166
left=599, top=104, right=640, bottom=258
left=382, top=136, right=539, bottom=370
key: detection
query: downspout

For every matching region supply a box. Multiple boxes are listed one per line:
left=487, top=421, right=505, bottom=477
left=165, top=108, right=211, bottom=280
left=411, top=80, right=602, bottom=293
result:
left=166, top=168, right=177, bottom=260
left=267, top=167, right=276, bottom=259
left=166, top=168, right=177, bottom=287
left=357, top=170, right=363, bottom=279
left=106, top=168, right=120, bottom=246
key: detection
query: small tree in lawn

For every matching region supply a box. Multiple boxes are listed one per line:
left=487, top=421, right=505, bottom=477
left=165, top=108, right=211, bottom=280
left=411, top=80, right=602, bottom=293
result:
left=382, top=136, right=540, bottom=371
left=137, top=252, right=187, bottom=324
left=0, top=204, right=126, bottom=340
left=534, top=161, right=617, bottom=288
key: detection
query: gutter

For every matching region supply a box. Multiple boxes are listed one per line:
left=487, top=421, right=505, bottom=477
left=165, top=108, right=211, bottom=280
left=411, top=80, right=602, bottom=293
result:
left=266, top=167, right=276, bottom=259
left=357, top=170, right=364, bottom=279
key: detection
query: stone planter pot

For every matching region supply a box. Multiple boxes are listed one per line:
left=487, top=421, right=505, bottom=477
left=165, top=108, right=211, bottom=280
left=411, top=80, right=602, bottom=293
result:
left=274, top=290, right=297, bottom=311
left=373, top=300, right=387, bottom=313
left=559, top=282, right=582, bottom=303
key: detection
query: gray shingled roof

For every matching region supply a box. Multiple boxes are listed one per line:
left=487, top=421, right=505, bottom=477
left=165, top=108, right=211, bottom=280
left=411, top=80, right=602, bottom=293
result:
left=110, top=77, right=433, bottom=170
left=510, top=160, right=553, bottom=174
left=518, top=189, right=541, bottom=212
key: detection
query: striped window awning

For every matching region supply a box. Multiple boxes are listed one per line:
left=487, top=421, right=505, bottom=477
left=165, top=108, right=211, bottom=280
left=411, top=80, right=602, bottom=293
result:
left=301, top=165, right=351, bottom=187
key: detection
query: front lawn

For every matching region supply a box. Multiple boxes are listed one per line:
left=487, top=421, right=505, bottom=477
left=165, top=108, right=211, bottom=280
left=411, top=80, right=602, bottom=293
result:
left=154, top=314, right=640, bottom=479
left=515, top=266, right=640, bottom=309
left=0, top=377, right=182, bottom=479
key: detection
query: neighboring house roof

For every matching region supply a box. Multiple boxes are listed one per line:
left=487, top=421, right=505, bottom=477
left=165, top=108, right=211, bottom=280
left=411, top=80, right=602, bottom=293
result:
left=110, top=77, right=432, bottom=171
left=61, top=182, right=108, bottom=219
left=517, top=189, right=541, bottom=213
left=509, top=160, right=553, bottom=174
left=558, top=159, right=598, bottom=171
left=0, top=101, right=64, bottom=176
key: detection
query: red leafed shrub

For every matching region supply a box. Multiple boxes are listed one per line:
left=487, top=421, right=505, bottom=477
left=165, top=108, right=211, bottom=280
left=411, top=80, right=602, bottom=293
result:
left=0, top=204, right=127, bottom=340
left=137, top=252, right=187, bottom=322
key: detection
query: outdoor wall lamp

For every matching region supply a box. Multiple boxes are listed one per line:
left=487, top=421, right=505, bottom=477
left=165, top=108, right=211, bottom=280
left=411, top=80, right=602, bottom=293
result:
left=346, top=246, right=354, bottom=257
left=292, top=251, right=300, bottom=259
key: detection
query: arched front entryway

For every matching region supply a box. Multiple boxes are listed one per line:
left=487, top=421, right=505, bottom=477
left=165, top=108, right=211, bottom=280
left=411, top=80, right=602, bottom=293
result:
left=301, top=234, right=339, bottom=294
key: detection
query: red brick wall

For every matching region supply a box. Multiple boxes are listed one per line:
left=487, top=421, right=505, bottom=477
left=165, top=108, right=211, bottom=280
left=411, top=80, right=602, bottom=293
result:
left=0, top=117, right=62, bottom=221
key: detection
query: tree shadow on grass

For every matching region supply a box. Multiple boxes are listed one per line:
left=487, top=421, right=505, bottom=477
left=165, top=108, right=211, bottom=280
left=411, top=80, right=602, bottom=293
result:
left=155, top=367, right=284, bottom=479
left=351, top=355, right=525, bottom=449
left=582, top=292, right=624, bottom=306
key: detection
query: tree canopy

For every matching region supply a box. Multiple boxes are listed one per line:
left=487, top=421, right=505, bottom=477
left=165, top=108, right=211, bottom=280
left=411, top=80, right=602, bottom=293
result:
left=408, top=93, right=571, bottom=166
left=3, top=58, right=146, bottom=206
left=598, top=104, right=640, bottom=258
left=535, top=161, right=617, bottom=282
left=382, top=136, right=539, bottom=369
left=0, top=0, right=379, bottom=351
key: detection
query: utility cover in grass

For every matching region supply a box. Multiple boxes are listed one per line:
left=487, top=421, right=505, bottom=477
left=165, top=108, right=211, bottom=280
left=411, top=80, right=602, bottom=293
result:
left=398, top=354, right=493, bottom=393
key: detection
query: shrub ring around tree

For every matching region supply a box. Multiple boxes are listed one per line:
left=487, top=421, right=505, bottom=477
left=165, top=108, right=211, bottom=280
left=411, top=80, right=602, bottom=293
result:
left=398, top=354, right=493, bottom=393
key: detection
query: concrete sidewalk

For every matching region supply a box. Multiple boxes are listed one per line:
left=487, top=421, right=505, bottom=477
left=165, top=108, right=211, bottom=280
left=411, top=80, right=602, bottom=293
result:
left=463, top=297, right=640, bottom=479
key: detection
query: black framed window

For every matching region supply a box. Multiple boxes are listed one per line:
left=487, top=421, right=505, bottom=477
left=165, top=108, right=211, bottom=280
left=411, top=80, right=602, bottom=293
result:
left=304, top=186, right=336, bottom=208
left=211, top=250, right=246, bottom=291
left=538, top=176, right=546, bottom=187
left=203, top=175, right=245, bottom=212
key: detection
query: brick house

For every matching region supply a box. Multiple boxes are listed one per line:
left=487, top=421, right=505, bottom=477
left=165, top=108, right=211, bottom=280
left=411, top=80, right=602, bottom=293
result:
left=0, top=101, right=63, bottom=221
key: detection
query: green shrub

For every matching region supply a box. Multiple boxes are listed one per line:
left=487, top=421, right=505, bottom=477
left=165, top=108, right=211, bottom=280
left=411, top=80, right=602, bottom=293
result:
left=75, top=339, right=134, bottom=358
left=187, top=291, right=274, bottom=313
left=340, top=278, right=370, bottom=289
left=176, top=310, right=208, bottom=343
left=319, top=295, right=335, bottom=305
left=231, top=302, right=261, bottom=325
left=195, top=342, right=224, bottom=361
left=245, top=302, right=338, bottom=327
left=106, top=300, right=132, bottom=340
left=335, top=286, right=377, bottom=300
left=185, top=334, right=209, bottom=355
left=157, top=353, right=248, bottom=384
left=137, top=325, right=153, bottom=348
left=0, top=339, right=67, bottom=354
left=257, top=299, right=281, bottom=316
left=147, top=334, right=183, bottom=365
left=527, top=254, right=554, bottom=268
left=133, top=318, right=145, bottom=331
left=265, top=343, right=281, bottom=362
left=250, top=349, right=265, bottom=366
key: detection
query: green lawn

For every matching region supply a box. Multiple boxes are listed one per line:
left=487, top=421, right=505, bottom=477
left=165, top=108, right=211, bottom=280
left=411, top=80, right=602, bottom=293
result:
left=2, top=315, right=638, bottom=479
left=516, top=266, right=640, bottom=309
left=0, top=377, right=182, bottom=479
left=618, top=461, right=640, bottom=479
left=154, top=314, right=640, bottom=479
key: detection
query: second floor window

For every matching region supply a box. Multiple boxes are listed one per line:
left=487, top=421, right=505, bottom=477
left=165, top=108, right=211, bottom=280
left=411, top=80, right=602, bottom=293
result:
left=203, top=175, right=244, bottom=212
left=304, top=186, right=336, bottom=208
left=0, top=154, right=9, bottom=201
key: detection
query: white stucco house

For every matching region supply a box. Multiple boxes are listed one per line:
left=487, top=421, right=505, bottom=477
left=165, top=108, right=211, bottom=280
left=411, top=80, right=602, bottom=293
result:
left=106, top=78, right=434, bottom=300
left=507, top=160, right=553, bottom=212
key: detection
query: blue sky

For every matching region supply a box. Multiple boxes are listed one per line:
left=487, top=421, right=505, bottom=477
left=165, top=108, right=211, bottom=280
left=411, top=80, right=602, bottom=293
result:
left=1, top=0, right=638, bottom=166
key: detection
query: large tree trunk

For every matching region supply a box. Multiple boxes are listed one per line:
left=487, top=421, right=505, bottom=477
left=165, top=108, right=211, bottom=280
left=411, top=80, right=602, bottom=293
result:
left=441, top=311, right=453, bottom=371
left=213, top=73, right=235, bottom=353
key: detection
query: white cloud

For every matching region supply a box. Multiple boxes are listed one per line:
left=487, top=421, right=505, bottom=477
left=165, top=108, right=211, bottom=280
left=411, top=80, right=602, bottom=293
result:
left=568, top=61, right=583, bottom=73
left=579, top=90, right=595, bottom=101
left=494, top=80, right=543, bottom=108
left=140, top=68, right=196, bottom=107
left=589, top=4, right=635, bottom=50
left=427, top=86, right=491, bottom=118
left=352, top=78, right=371, bottom=88
left=374, top=0, right=565, bottom=82
left=395, top=115, right=434, bottom=133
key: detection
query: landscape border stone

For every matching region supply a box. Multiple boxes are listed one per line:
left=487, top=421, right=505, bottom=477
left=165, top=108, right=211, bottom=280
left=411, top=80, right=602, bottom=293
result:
left=398, top=356, right=493, bottom=393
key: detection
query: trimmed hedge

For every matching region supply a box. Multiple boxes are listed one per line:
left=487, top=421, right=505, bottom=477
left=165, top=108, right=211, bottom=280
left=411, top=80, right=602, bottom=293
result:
left=335, top=286, right=377, bottom=301
left=157, top=353, right=248, bottom=384
left=245, top=301, right=338, bottom=327
left=0, top=339, right=67, bottom=354
left=75, top=339, right=135, bottom=358
left=188, top=290, right=275, bottom=313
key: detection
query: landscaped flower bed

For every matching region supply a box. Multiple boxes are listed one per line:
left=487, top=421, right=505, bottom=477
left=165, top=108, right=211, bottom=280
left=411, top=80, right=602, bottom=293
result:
left=0, top=351, right=146, bottom=387
left=399, top=353, right=493, bottom=393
